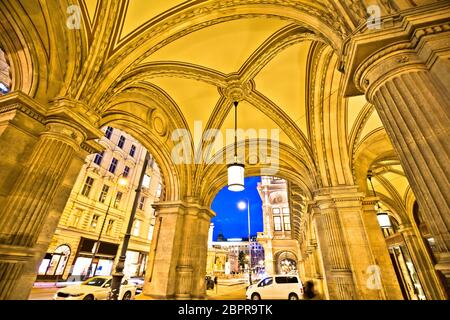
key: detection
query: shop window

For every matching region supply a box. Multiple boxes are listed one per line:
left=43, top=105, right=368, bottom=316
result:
left=81, top=176, right=94, bottom=197
left=38, top=245, right=71, bottom=277
left=98, top=185, right=109, bottom=203
left=105, top=126, right=113, bottom=139
left=273, top=216, right=282, bottom=231
left=118, top=135, right=126, bottom=149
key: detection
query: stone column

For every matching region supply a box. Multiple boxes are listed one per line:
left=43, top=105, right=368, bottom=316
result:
left=314, top=194, right=357, bottom=300
left=344, top=7, right=450, bottom=287
left=399, top=224, right=448, bottom=299
left=0, top=93, right=102, bottom=299
left=143, top=201, right=186, bottom=299
left=143, top=200, right=213, bottom=299
left=361, top=198, right=403, bottom=300
left=191, top=208, right=214, bottom=299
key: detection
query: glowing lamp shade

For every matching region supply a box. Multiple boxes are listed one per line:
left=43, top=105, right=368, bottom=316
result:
left=227, top=163, right=244, bottom=192
left=376, top=211, right=392, bottom=229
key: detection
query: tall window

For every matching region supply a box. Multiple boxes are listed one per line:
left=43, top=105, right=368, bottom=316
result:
left=133, top=219, right=141, bottom=236
left=69, top=209, right=83, bottom=228
left=90, top=214, right=100, bottom=231
left=123, top=166, right=130, bottom=178
left=98, top=185, right=110, bottom=203
left=93, top=151, right=104, bottom=165
left=109, top=158, right=118, bottom=173
left=105, top=126, right=113, bottom=139
left=156, top=183, right=162, bottom=198
left=114, top=192, right=123, bottom=208
left=118, top=135, right=126, bottom=149
left=105, top=219, right=114, bottom=236
left=283, top=216, right=291, bottom=231
left=142, top=174, right=151, bottom=188
left=274, top=216, right=282, bottom=231
left=81, top=177, right=94, bottom=197
left=129, top=145, right=136, bottom=157
left=138, top=196, right=145, bottom=210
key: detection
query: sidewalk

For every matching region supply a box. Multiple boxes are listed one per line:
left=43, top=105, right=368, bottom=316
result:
left=33, top=281, right=82, bottom=288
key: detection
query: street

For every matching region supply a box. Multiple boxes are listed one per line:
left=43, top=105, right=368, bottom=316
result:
left=28, top=279, right=248, bottom=300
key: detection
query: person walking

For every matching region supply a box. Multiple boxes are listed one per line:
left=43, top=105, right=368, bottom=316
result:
left=214, top=276, right=218, bottom=294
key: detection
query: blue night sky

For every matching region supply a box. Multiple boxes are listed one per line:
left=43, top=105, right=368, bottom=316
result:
left=211, top=176, right=263, bottom=240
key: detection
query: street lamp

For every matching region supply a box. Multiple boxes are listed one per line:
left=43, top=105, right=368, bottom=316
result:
left=238, top=199, right=252, bottom=285
left=86, top=172, right=128, bottom=279
left=367, top=171, right=392, bottom=229
left=110, top=151, right=151, bottom=300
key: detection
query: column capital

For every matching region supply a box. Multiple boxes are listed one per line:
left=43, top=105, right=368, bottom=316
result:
left=341, top=1, right=450, bottom=97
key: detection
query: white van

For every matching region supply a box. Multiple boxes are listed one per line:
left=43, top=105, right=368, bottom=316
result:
left=246, top=275, right=304, bottom=300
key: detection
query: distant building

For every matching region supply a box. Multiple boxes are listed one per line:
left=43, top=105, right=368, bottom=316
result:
left=37, top=127, right=162, bottom=281
left=257, top=176, right=300, bottom=275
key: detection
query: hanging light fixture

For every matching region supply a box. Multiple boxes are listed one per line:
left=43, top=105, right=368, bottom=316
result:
left=227, top=101, right=245, bottom=192
left=367, top=171, right=392, bottom=229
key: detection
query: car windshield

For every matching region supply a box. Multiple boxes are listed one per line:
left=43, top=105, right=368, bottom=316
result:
left=82, top=277, right=107, bottom=287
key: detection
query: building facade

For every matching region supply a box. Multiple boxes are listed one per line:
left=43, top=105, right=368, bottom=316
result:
left=37, top=127, right=162, bottom=281
left=257, top=177, right=301, bottom=276
left=0, top=0, right=448, bottom=300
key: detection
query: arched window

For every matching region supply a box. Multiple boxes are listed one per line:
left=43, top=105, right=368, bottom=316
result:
left=276, top=251, right=297, bottom=274
left=40, top=245, right=71, bottom=277
left=0, top=48, right=11, bottom=95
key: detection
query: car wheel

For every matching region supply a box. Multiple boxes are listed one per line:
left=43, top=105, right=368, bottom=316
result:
left=289, top=293, right=299, bottom=300
left=83, top=294, right=94, bottom=300
left=251, top=293, right=261, bottom=300
left=122, top=291, right=132, bottom=300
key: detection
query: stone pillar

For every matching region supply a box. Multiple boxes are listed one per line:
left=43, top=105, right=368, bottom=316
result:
left=361, top=198, right=403, bottom=300
left=191, top=208, right=214, bottom=299
left=343, top=6, right=450, bottom=288
left=314, top=195, right=357, bottom=300
left=399, top=224, right=448, bottom=300
left=0, top=93, right=101, bottom=299
left=143, top=200, right=213, bottom=299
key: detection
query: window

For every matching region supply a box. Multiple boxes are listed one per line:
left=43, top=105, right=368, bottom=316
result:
left=282, top=207, right=290, bottom=214
left=274, top=216, right=282, bottom=231
left=105, top=219, right=114, bottom=236
left=0, top=82, right=9, bottom=94
left=118, top=135, right=126, bottom=148
left=114, top=192, right=123, bottom=208
left=81, top=177, right=94, bottom=197
left=129, top=145, right=136, bottom=157
left=133, top=219, right=141, bottom=236
left=142, top=174, right=151, bottom=188
left=138, top=196, right=145, bottom=210
left=258, top=277, right=273, bottom=287
left=105, top=126, right=113, bottom=139
left=148, top=224, right=154, bottom=240
left=283, top=215, right=291, bottom=231
left=123, top=166, right=130, bottom=178
left=275, top=276, right=298, bottom=284
left=109, top=158, right=118, bottom=173
left=98, top=185, right=110, bottom=203
left=90, top=214, right=100, bottom=231
left=93, top=151, right=104, bottom=165
left=156, top=183, right=162, bottom=198
left=69, top=209, right=83, bottom=228
left=273, top=208, right=280, bottom=214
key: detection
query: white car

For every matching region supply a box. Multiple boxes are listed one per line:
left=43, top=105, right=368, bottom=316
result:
left=54, top=276, right=136, bottom=300
left=246, top=275, right=304, bottom=300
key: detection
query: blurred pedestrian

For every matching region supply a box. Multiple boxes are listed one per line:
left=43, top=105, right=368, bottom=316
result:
left=214, top=276, right=218, bottom=293
left=303, top=280, right=317, bottom=300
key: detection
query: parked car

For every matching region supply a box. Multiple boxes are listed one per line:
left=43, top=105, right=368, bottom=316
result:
left=246, top=275, right=303, bottom=300
left=205, top=276, right=215, bottom=290
left=128, top=277, right=144, bottom=295
left=53, top=276, right=136, bottom=300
